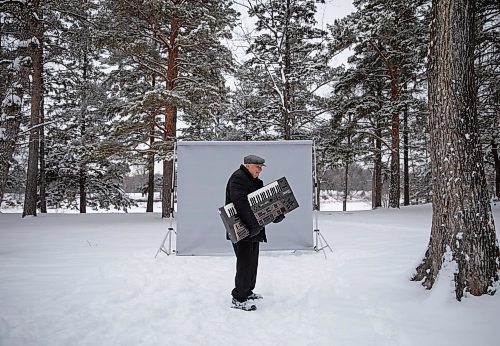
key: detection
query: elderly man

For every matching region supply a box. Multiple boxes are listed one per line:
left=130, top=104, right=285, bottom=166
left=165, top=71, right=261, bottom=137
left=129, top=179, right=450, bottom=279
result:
left=225, top=154, right=284, bottom=311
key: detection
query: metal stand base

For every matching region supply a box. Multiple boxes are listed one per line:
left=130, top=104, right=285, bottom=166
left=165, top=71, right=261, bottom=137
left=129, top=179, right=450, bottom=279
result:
left=155, top=221, right=176, bottom=257
left=313, top=208, right=333, bottom=258
left=155, top=141, right=178, bottom=258
left=314, top=228, right=333, bottom=258
left=312, top=142, right=332, bottom=258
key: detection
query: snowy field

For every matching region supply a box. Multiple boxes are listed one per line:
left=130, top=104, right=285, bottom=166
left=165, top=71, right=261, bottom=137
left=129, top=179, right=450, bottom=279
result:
left=1, top=203, right=500, bottom=346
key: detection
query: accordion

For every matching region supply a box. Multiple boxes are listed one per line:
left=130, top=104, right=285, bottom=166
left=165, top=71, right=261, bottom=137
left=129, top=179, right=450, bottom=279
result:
left=219, top=177, right=299, bottom=243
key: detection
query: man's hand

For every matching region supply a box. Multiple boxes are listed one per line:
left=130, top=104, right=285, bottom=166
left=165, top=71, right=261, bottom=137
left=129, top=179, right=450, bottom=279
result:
left=273, top=214, right=285, bottom=223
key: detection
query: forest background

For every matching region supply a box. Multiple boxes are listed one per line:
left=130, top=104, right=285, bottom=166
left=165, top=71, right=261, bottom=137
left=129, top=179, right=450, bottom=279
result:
left=1, top=0, right=499, bottom=216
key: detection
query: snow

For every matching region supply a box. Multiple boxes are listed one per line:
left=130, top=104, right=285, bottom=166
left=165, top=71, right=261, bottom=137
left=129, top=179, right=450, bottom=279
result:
left=0, top=0, right=27, bottom=4
left=2, top=94, right=22, bottom=108
left=1, top=203, right=500, bottom=346
left=14, top=37, right=39, bottom=49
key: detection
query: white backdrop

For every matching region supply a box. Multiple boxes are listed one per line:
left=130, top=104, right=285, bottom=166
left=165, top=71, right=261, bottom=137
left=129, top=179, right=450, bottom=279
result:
left=175, top=140, right=313, bottom=255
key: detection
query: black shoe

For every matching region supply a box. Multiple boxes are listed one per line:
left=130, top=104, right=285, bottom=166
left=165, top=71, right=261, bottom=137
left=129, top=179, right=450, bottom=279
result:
left=231, top=298, right=257, bottom=311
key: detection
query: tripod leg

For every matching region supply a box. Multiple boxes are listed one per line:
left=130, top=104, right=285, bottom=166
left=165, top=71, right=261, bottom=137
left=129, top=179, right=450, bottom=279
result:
left=319, top=231, right=333, bottom=253
left=318, top=233, right=327, bottom=259
left=155, top=229, right=171, bottom=258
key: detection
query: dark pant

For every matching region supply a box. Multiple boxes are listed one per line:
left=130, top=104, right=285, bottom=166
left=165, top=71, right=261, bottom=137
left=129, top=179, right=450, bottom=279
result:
left=232, top=241, right=260, bottom=302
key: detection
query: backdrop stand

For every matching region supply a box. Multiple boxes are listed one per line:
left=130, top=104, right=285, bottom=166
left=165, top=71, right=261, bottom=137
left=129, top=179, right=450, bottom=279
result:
left=313, top=205, right=332, bottom=258
left=312, top=141, right=333, bottom=257
left=155, top=217, right=176, bottom=257
left=155, top=141, right=177, bottom=258
left=170, top=140, right=315, bottom=255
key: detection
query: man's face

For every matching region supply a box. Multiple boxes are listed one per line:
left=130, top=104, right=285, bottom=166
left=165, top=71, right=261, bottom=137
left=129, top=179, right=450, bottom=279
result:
left=246, top=164, right=264, bottom=178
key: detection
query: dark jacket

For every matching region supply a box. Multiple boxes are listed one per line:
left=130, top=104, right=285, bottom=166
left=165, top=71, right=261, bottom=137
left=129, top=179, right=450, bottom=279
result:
left=225, top=165, right=267, bottom=242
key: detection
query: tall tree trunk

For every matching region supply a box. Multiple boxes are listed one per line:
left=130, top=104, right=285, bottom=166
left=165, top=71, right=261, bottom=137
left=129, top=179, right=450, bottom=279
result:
left=39, top=89, right=47, bottom=213
left=372, top=86, right=383, bottom=209
left=412, top=0, right=499, bottom=300
left=162, top=9, right=179, bottom=218
left=23, top=1, right=43, bottom=217
left=368, top=42, right=400, bottom=208
left=79, top=165, right=86, bottom=213
left=79, top=46, right=88, bottom=214
left=388, top=64, right=400, bottom=208
left=372, top=129, right=382, bottom=209
left=282, top=0, right=292, bottom=140
left=147, top=107, right=155, bottom=213
left=403, top=101, right=410, bottom=206
left=162, top=123, right=175, bottom=218
left=0, top=6, right=29, bottom=206
left=147, top=30, right=158, bottom=213
left=147, top=159, right=155, bottom=212
left=492, top=139, right=500, bottom=199
left=343, top=162, right=349, bottom=212
left=343, top=129, right=351, bottom=212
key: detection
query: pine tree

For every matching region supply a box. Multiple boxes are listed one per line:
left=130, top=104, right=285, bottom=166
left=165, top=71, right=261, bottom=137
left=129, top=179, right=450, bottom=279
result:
left=327, top=0, right=429, bottom=208
left=476, top=0, right=500, bottom=198
left=100, top=0, right=237, bottom=217
left=326, top=49, right=392, bottom=208
left=22, top=0, right=44, bottom=217
left=41, top=0, right=133, bottom=212
left=236, top=0, right=331, bottom=140
left=0, top=0, right=30, bottom=207
left=412, top=0, right=500, bottom=300
left=102, top=66, right=163, bottom=212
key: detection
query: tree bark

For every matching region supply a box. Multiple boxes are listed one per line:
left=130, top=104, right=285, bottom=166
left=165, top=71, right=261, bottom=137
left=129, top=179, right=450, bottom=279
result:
left=147, top=31, right=158, bottom=213
left=492, top=139, right=500, bottom=199
left=388, top=64, right=400, bottom=208
left=369, top=41, right=401, bottom=208
left=372, top=129, right=382, bottom=209
left=146, top=114, right=155, bottom=213
left=282, top=0, right=292, bottom=140
left=0, top=2, right=29, bottom=207
left=343, top=127, right=351, bottom=212
left=412, top=0, right=500, bottom=300
left=403, top=101, right=410, bottom=206
left=343, top=162, right=349, bottom=212
left=23, top=1, right=43, bottom=217
left=79, top=43, right=89, bottom=214
left=39, top=89, right=47, bottom=213
left=161, top=9, right=179, bottom=218
left=372, top=86, right=383, bottom=209
left=79, top=165, right=86, bottom=213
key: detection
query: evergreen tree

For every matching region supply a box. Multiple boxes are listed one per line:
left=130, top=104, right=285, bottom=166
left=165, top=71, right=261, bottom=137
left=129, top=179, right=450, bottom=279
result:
left=101, top=66, right=163, bottom=212
left=21, top=0, right=44, bottom=217
left=41, top=0, right=133, bottom=212
left=100, top=0, right=237, bottom=217
left=236, top=0, right=331, bottom=140
left=326, top=49, right=392, bottom=208
left=476, top=0, right=500, bottom=198
left=0, top=0, right=31, bottom=207
left=412, top=0, right=499, bottom=301
left=326, top=0, right=429, bottom=208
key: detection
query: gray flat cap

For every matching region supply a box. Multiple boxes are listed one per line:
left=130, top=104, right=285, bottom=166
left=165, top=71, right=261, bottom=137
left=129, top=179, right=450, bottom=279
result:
left=244, top=154, right=266, bottom=166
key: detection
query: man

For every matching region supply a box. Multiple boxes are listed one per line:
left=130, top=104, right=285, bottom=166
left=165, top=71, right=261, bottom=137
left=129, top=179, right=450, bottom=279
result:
left=225, top=154, right=285, bottom=311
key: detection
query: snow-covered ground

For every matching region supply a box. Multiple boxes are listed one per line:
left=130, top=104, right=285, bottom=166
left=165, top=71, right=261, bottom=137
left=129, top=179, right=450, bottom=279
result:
left=1, top=203, right=499, bottom=346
